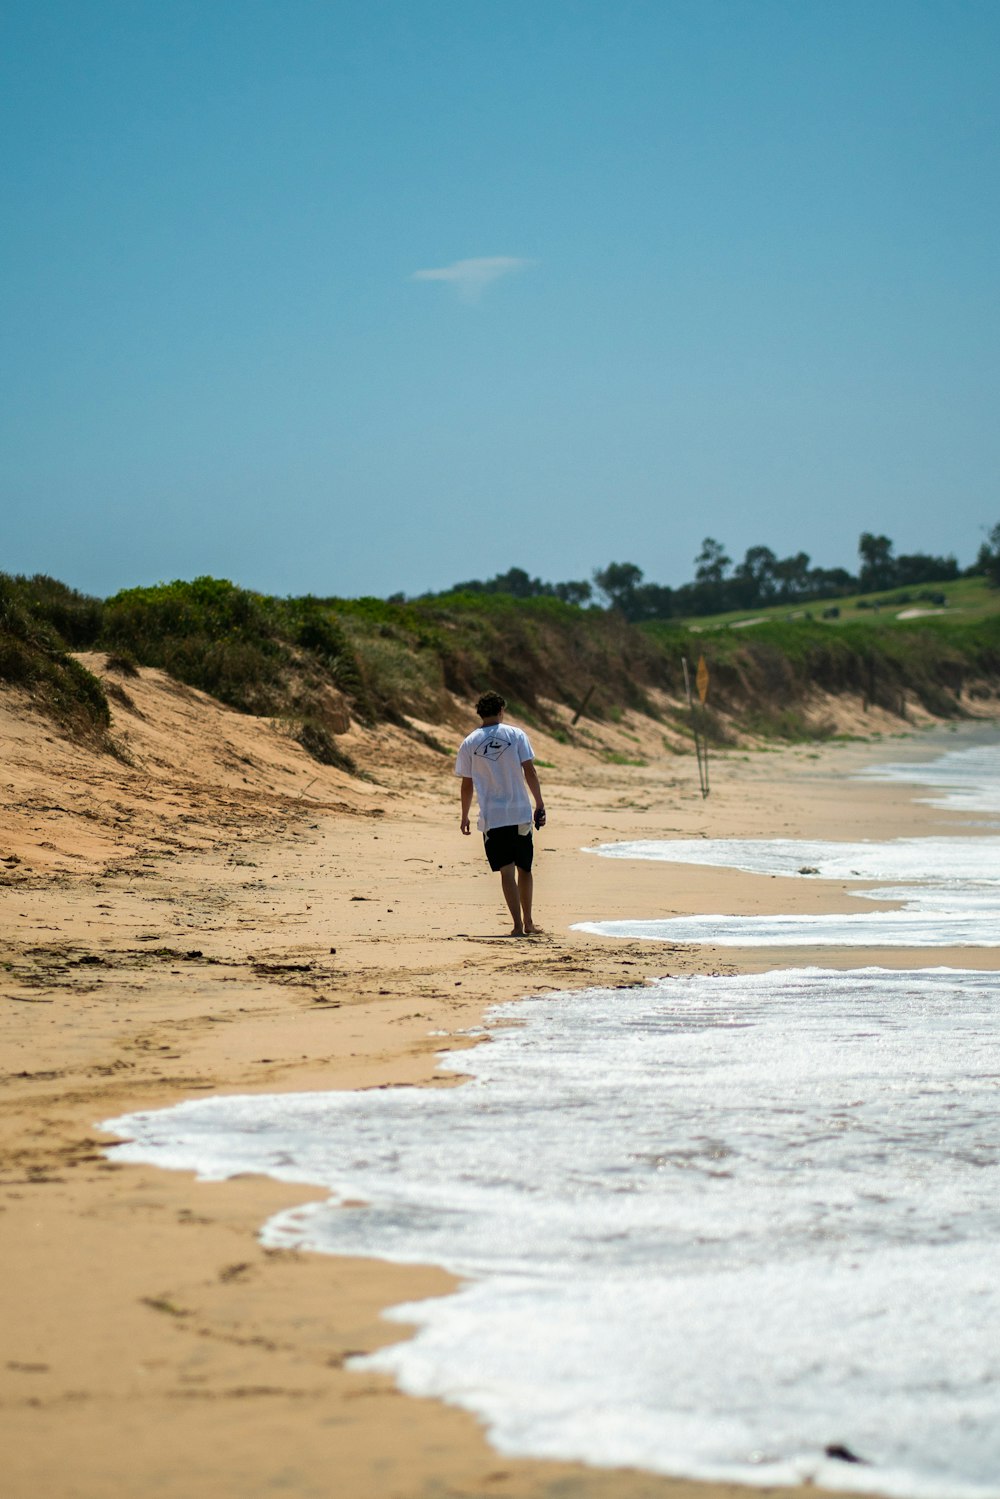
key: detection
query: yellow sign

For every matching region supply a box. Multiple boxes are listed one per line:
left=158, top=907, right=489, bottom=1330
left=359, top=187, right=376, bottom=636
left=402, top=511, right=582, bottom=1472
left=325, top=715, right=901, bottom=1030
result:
left=696, top=655, right=710, bottom=704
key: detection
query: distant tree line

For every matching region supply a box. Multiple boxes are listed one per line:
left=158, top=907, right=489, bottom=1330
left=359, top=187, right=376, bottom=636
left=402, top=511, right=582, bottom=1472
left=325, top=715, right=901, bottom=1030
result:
left=442, top=566, right=595, bottom=607
left=418, top=529, right=997, bottom=621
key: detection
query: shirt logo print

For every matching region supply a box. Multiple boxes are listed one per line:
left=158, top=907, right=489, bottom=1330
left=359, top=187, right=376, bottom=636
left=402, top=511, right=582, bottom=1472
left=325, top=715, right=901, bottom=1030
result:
left=475, top=737, right=510, bottom=761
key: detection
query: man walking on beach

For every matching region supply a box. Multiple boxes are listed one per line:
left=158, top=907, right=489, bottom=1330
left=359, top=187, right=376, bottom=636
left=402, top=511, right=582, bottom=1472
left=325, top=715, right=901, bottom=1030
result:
left=456, top=691, right=545, bottom=936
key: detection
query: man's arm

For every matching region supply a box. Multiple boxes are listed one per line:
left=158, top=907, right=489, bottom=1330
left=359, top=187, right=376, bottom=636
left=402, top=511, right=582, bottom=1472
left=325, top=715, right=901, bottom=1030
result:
left=460, top=776, right=474, bottom=835
left=522, top=760, right=544, bottom=817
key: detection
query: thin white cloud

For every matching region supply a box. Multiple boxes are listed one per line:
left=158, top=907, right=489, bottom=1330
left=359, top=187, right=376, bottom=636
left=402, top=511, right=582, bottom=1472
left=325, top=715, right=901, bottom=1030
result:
left=411, top=255, right=534, bottom=302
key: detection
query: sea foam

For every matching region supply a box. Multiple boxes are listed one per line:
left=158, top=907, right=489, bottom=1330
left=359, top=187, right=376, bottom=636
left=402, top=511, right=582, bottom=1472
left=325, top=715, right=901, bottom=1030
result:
left=577, top=736, right=1000, bottom=948
left=855, top=739, right=1000, bottom=815
left=105, top=966, right=1000, bottom=1498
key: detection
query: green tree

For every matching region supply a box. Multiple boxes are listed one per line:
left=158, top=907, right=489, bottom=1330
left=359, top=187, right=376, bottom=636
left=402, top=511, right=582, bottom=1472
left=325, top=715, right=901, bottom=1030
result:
left=895, top=552, right=958, bottom=586
left=694, top=537, right=731, bottom=586
left=773, top=551, right=812, bottom=600
left=593, top=561, right=644, bottom=613
left=733, top=545, right=778, bottom=607
left=554, top=579, right=593, bottom=606
left=806, top=565, right=856, bottom=598
left=975, top=523, right=1000, bottom=587
left=592, top=563, right=672, bottom=621
left=858, top=533, right=896, bottom=592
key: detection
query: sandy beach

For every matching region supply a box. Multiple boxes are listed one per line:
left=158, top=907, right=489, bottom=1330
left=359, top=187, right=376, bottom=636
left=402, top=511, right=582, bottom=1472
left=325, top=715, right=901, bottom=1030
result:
left=3, top=659, right=995, bottom=1499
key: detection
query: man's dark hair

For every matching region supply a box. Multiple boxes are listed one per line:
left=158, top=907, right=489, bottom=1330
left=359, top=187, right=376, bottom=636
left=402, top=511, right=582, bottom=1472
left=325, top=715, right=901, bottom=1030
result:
left=476, top=690, right=506, bottom=719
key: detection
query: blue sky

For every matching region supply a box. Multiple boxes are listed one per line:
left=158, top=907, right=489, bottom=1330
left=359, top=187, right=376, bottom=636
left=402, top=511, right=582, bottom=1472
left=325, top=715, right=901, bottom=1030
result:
left=3, top=0, right=998, bottom=600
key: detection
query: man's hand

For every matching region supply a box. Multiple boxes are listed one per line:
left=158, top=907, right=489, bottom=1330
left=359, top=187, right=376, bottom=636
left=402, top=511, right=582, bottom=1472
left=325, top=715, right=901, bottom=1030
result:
left=533, top=805, right=546, bottom=830
left=460, top=816, right=471, bottom=835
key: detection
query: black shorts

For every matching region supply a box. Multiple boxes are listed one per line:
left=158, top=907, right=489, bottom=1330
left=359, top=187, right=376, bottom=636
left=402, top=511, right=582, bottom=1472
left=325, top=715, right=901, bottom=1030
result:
left=483, top=824, right=534, bottom=873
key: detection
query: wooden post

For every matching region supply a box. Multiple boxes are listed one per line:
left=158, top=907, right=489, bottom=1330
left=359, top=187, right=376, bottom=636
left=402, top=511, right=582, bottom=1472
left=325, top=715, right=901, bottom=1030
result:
left=682, top=657, right=710, bottom=798
left=571, top=683, right=597, bottom=726
left=695, top=655, right=710, bottom=796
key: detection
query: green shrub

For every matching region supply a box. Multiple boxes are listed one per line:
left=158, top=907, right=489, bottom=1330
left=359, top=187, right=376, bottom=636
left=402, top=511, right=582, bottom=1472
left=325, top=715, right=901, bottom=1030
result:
left=0, top=572, right=110, bottom=736
left=100, top=579, right=376, bottom=722
left=294, top=720, right=358, bottom=774
left=1, top=573, right=104, bottom=648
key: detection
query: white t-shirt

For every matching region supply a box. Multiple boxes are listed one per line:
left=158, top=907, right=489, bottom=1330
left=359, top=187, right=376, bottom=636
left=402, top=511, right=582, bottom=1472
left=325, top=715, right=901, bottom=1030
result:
left=455, top=722, right=535, bottom=832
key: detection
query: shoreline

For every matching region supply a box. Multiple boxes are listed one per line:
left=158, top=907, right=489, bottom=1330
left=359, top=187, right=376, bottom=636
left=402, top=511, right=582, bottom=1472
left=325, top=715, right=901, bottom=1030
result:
left=3, top=686, right=997, bottom=1499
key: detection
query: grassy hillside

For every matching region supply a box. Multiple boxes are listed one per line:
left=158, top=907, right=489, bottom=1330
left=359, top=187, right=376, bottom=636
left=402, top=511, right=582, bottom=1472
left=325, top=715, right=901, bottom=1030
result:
left=678, top=572, right=997, bottom=631
left=645, top=611, right=1000, bottom=739
left=3, top=571, right=999, bottom=760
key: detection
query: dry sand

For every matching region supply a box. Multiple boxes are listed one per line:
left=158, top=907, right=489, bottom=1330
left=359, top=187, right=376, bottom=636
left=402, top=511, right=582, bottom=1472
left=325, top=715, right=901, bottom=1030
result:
left=3, top=657, right=996, bottom=1499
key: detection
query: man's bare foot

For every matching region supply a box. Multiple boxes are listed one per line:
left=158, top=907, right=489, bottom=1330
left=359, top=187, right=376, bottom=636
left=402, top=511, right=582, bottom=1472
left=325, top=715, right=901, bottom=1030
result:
left=509, top=925, right=525, bottom=937
left=524, top=922, right=542, bottom=935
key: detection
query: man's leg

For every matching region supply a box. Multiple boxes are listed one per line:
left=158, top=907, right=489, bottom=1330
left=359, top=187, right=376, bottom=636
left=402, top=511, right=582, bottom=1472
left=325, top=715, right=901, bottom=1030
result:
left=516, top=866, right=536, bottom=934
left=499, top=864, right=523, bottom=934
